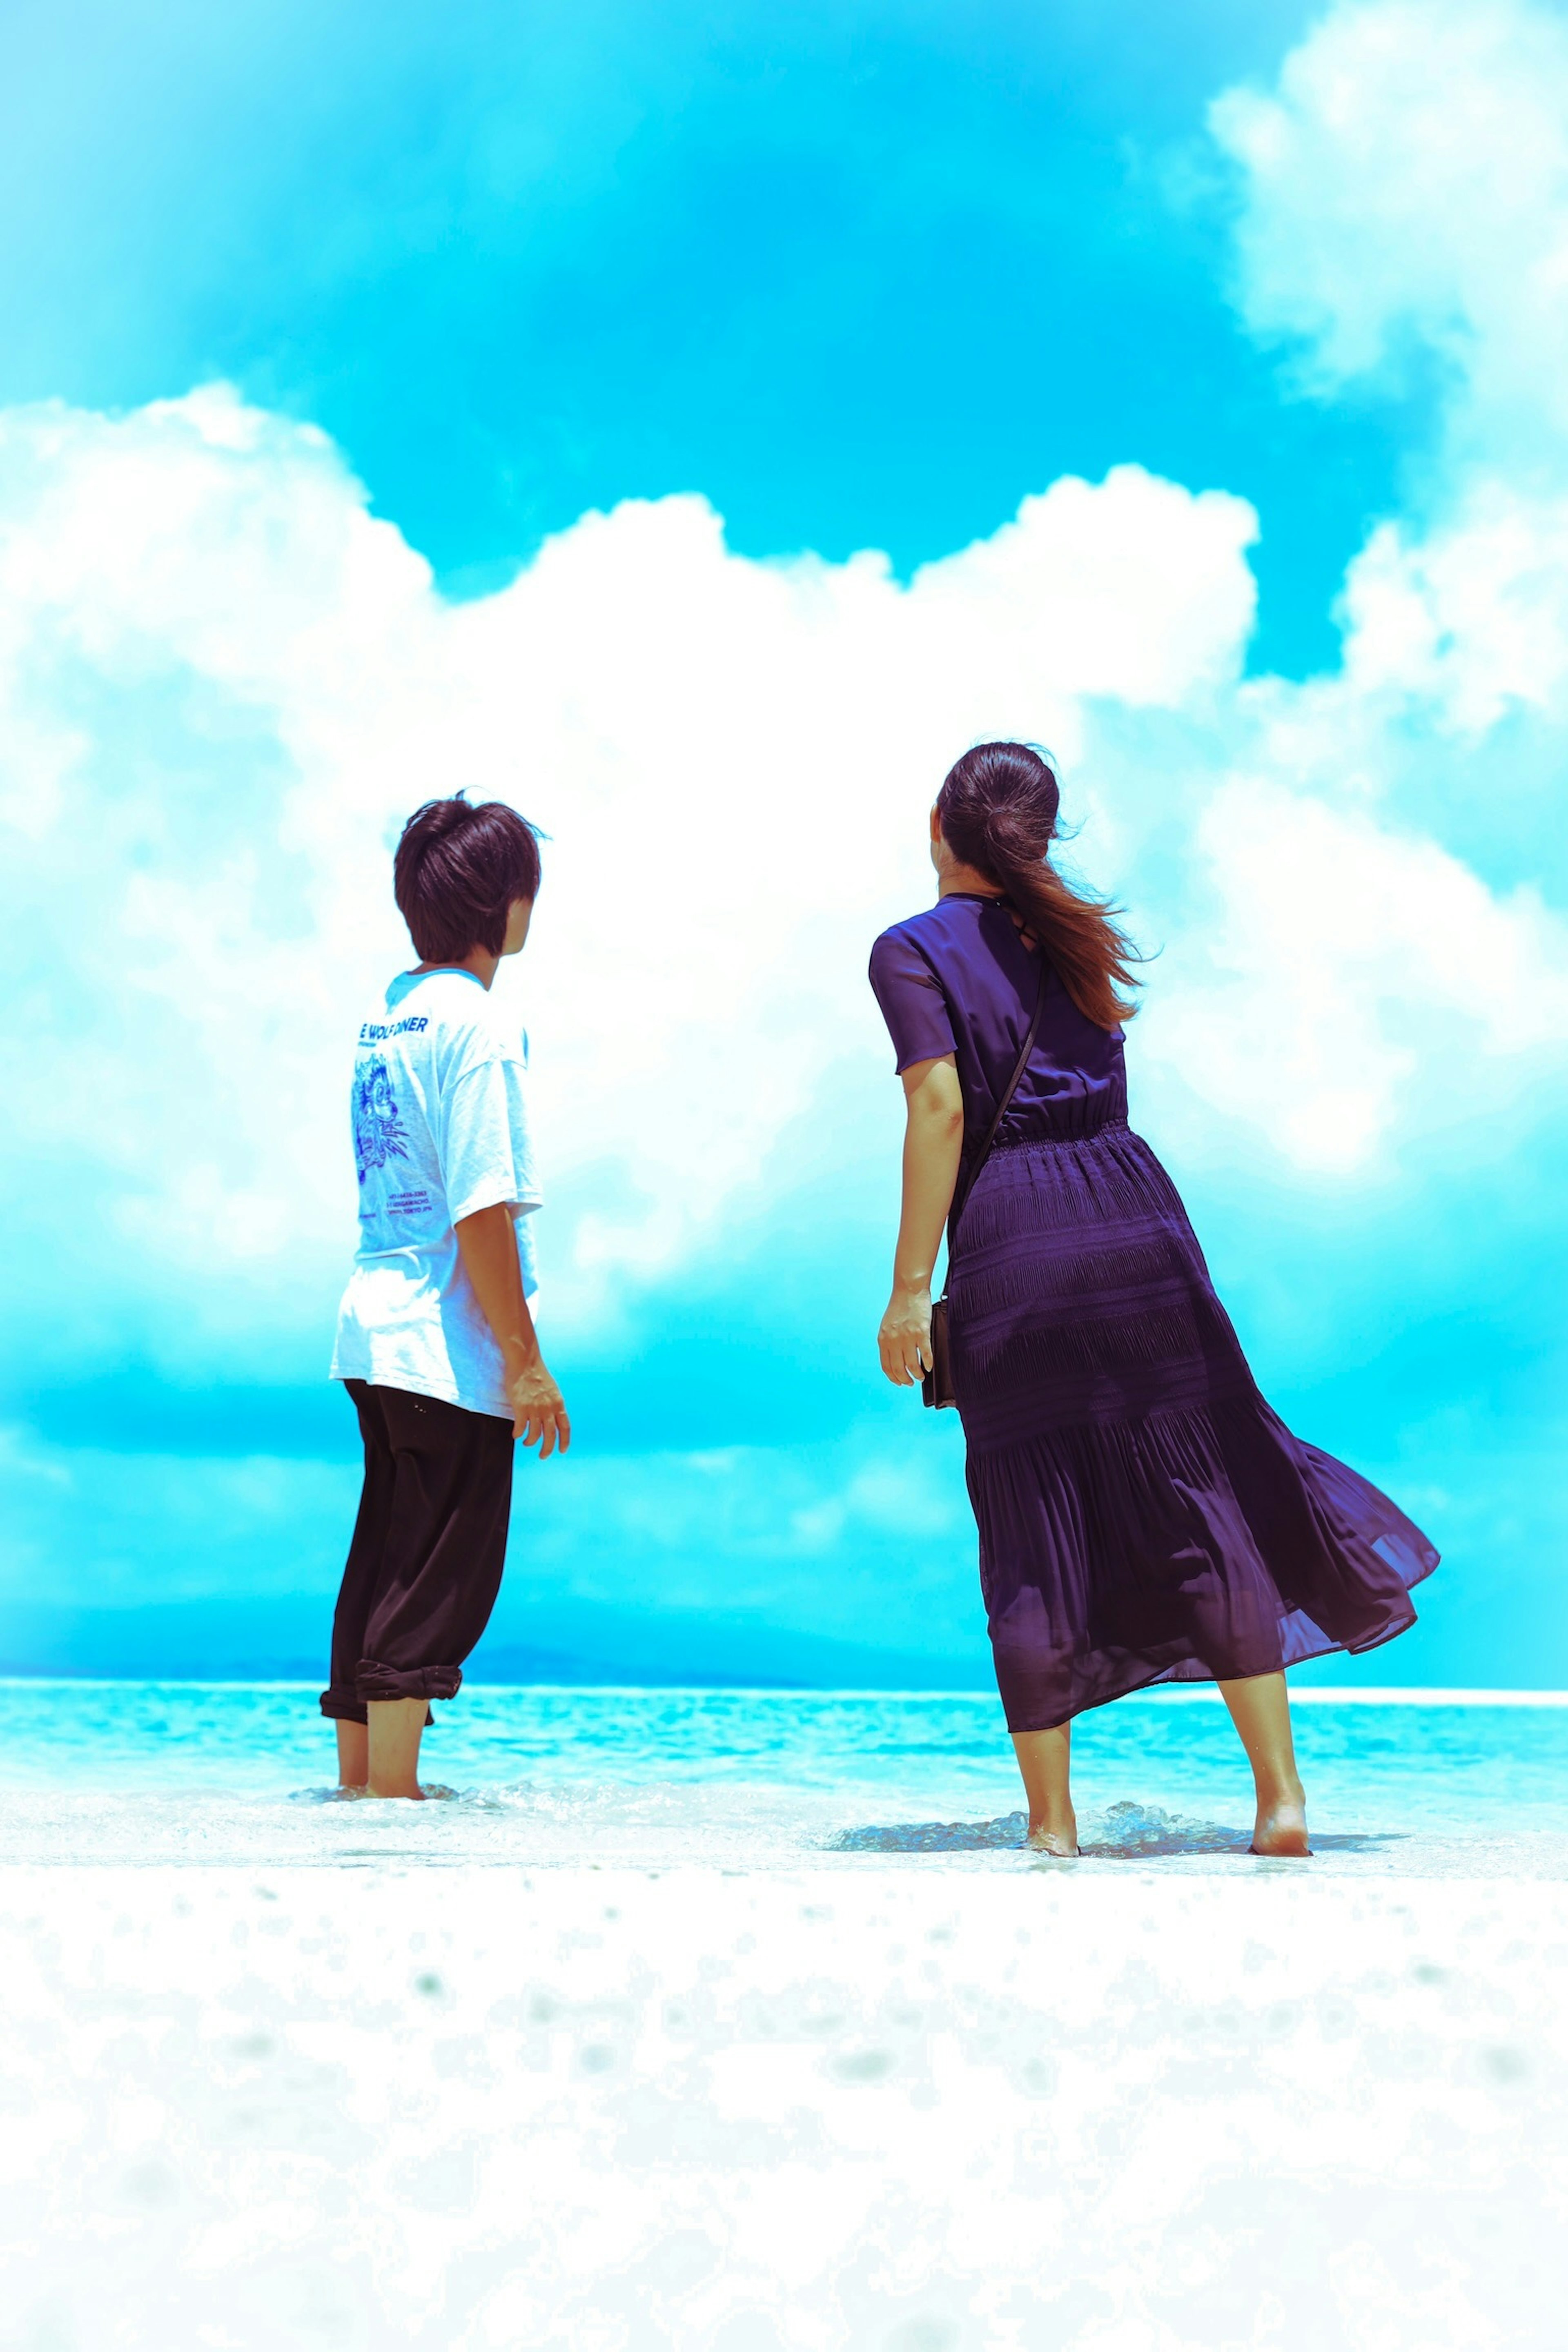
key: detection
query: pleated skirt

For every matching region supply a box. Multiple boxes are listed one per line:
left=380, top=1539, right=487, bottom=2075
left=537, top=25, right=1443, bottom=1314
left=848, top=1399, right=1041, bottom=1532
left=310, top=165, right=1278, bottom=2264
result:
left=947, top=1120, right=1439, bottom=1733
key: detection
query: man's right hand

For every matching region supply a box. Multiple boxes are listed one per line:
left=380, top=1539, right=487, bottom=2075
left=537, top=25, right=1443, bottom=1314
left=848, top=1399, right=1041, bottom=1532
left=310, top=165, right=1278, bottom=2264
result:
left=506, top=1359, right=571, bottom=1457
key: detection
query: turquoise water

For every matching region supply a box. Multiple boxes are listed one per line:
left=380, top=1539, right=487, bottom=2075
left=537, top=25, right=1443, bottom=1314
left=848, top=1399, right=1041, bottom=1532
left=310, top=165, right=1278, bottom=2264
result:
left=2, top=1679, right=1566, bottom=1873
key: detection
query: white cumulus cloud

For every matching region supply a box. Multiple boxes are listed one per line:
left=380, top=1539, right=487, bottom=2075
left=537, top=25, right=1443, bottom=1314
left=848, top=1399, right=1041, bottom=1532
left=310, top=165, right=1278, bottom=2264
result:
left=3, top=0, right=1568, bottom=1388
left=1212, top=0, right=1568, bottom=456
left=0, top=394, right=1265, bottom=1371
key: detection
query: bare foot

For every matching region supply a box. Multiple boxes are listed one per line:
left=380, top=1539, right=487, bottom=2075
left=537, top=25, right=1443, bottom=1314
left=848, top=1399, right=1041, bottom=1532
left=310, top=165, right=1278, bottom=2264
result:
left=1251, top=1791, right=1311, bottom=1857
left=1026, top=1818, right=1080, bottom=1858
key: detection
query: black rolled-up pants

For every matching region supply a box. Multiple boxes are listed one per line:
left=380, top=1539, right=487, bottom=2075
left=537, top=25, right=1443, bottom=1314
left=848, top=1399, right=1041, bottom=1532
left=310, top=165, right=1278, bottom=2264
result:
left=319, top=1380, right=514, bottom=1725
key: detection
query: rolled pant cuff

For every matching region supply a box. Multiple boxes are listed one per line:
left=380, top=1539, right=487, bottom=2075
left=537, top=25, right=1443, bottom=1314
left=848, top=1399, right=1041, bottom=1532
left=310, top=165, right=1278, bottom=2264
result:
left=355, top=1659, right=463, bottom=1703
left=320, top=1686, right=367, bottom=1724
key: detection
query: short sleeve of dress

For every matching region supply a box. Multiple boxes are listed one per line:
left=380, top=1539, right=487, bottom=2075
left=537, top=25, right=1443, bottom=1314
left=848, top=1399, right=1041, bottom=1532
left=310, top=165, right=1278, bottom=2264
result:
left=868, top=927, right=957, bottom=1073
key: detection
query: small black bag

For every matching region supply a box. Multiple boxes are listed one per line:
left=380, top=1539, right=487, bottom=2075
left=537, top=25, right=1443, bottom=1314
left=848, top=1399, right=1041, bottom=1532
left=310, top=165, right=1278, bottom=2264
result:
left=923, top=960, right=1049, bottom=1410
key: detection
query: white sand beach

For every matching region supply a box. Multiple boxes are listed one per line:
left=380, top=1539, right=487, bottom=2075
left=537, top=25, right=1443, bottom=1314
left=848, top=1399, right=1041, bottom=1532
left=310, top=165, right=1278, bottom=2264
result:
left=4, top=1856, right=1565, bottom=2351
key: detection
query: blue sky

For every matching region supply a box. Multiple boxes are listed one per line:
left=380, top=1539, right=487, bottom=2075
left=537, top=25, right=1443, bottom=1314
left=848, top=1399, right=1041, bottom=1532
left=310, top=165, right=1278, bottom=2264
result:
left=0, top=0, right=1412, bottom=671
left=2, top=0, right=1566, bottom=1691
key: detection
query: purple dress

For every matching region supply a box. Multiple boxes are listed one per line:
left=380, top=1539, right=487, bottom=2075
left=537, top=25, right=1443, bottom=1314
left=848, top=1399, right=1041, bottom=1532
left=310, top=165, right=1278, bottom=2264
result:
left=869, top=892, right=1438, bottom=1732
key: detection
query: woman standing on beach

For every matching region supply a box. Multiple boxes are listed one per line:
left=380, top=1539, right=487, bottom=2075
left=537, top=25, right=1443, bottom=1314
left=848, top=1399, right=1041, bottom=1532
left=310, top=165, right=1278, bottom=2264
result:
left=870, top=743, right=1438, bottom=1856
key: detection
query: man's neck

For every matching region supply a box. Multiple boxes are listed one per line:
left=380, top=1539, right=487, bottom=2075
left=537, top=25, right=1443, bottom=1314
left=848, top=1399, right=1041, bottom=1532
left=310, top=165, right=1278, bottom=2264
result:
left=412, top=948, right=499, bottom=989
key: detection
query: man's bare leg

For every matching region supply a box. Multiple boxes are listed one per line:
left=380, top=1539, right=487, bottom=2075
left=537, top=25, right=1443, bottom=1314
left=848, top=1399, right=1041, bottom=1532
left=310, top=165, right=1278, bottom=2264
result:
left=1011, top=1723, right=1078, bottom=1855
left=1217, top=1670, right=1310, bottom=1855
left=336, top=1719, right=368, bottom=1792
left=367, top=1697, right=428, bottom=1800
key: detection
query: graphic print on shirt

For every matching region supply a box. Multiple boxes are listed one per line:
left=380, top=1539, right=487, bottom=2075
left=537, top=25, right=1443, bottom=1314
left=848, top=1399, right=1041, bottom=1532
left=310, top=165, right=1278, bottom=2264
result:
left=334, top=967, right=542, bottom=1414
left=353, top=1057, right=410, bottom=1185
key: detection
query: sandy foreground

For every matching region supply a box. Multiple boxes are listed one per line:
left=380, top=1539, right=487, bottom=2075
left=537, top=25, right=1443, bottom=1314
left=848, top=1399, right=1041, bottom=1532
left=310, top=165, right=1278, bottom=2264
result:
left=3, top=1860, right=1565, bottom=2352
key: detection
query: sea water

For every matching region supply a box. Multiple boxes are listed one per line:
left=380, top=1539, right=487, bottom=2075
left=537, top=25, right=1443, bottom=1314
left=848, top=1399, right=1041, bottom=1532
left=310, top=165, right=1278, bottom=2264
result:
left=2, top=1678, right=1566, bottom=1875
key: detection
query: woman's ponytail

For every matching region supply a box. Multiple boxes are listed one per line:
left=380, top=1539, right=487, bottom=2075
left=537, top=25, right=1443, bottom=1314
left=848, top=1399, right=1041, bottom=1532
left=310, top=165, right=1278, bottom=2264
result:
left=936, top=744, right=1141, bottom=1031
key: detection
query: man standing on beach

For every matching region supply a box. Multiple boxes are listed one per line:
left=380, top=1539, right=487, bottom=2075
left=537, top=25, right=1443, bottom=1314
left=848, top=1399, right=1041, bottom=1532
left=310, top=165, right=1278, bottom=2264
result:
left=321, top=796, right=569, bottom=1798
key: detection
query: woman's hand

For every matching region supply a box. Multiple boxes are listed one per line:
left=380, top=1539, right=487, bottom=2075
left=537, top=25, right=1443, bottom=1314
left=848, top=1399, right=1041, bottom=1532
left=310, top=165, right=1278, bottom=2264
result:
left=879, top=1283, right=933, bottom=1386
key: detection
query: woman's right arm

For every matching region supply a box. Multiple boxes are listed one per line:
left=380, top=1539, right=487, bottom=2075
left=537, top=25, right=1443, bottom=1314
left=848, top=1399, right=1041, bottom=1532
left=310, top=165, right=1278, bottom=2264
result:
left=877, top=1053, right=965, bottom=1385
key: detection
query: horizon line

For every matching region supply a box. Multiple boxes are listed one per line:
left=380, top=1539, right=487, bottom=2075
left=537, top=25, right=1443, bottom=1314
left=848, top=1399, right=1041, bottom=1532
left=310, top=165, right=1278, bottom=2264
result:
left=1, top=1676, right=1565, bottom=1707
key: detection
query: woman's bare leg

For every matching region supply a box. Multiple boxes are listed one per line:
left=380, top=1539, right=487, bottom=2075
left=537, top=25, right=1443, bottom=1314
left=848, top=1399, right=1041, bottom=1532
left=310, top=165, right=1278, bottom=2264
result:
left=1011, top=1724, right=1078, bottom=1855
left=366, top=1697, right=428, bottom=1800
left=1217, top=1670, right=1310, bottom=1855
left=335, top=1719, right=368, bottom=1792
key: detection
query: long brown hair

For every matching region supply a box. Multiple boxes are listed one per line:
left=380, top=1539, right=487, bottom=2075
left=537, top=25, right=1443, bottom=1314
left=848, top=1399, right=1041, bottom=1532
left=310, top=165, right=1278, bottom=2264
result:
left=935, top=742, right=1141, bottom=1029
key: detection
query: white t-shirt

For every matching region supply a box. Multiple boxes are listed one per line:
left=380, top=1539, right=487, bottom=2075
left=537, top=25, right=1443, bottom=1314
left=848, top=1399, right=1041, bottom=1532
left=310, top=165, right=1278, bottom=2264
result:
left=330, top=968, right=541, bottom=1419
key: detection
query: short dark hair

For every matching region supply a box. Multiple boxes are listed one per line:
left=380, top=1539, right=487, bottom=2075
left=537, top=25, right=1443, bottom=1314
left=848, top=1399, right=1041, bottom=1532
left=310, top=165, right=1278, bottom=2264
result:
left=393, top=797, right=542, bottom=964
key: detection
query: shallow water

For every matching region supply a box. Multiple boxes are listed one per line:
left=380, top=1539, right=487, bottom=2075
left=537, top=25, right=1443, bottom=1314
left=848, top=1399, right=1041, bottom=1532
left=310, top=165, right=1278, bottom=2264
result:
left=3, top=1679, right=1566, bottom=1875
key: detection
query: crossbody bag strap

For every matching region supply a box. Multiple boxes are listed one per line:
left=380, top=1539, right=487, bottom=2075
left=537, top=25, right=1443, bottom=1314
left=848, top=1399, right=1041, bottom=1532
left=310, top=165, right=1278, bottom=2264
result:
left=940, top=955, right=1051, bottom=1279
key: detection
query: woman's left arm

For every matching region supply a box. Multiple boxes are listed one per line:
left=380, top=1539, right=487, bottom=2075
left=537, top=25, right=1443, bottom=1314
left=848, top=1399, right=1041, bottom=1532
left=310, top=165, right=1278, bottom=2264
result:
left=878, top=1053, right=965, bottom=1385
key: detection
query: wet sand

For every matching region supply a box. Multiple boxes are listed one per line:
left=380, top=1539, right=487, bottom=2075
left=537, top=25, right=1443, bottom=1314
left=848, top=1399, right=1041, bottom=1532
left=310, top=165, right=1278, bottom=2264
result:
left=4, top=1860, right=1564, bottom=2349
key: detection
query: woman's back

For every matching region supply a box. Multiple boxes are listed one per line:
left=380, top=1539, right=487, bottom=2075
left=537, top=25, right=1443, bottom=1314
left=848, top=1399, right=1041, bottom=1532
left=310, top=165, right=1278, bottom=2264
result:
left=869, top=739, right=1437, bottom=1858
left=869, top=891, right=1127, bottom=1157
